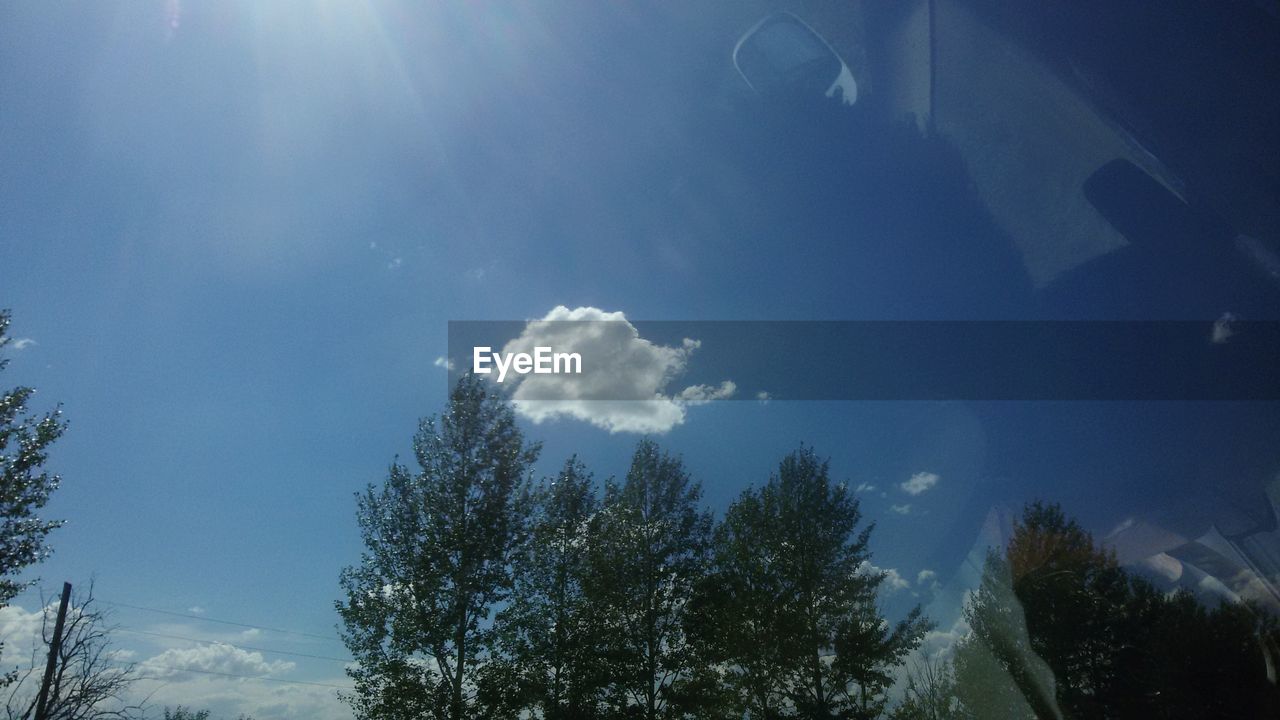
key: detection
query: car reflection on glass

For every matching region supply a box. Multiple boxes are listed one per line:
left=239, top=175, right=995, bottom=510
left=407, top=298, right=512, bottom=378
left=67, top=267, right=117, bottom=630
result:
left=733, top=12, right=858, bottom=106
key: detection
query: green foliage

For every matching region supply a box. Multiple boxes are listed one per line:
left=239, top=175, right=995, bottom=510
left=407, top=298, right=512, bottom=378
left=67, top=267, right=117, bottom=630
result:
left=336, top=373, right=540, bottom=720
left=488, top=456, right=601, bottom=719
left=691, top=446, right=930, bottom=719
left=585, top=439, right=714, bottom=719
left=338, top=381, right=940, bottom=719
left=0, top=310, right=65, bottom=608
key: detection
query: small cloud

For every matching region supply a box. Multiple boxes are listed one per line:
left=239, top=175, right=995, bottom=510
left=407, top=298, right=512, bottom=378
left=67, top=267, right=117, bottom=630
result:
left=677, top=381, right=737, bottom=405
left=858, top=561, right=910, bottom=593
left=756, top=391, right=771, bottom=405
left=187, top=606, right=206, bottom=615
left=855, top=482, right=876, bottom=494
left=11, top=338, right=36, bottom=351
left=433, top=356, right=455, bottom=371
left=1212, top=312, right=1237, bottom=344
left=900, top=471, right=940, bottom=496
left=916, top=569, right=937, bottom=585
left=890, top=503, right=912, bottom=515
left=464, top=267, right=486, bottom=281
left=387, top=257, right=403, bottom=270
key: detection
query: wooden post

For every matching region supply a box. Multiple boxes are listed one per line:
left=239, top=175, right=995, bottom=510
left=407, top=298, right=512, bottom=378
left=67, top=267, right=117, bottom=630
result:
left=34, top=582, right=71, bottom=720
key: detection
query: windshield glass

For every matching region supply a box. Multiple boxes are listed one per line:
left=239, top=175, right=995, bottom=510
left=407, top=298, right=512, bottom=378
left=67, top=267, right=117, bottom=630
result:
left=2, top=2, right=1278, bottom=719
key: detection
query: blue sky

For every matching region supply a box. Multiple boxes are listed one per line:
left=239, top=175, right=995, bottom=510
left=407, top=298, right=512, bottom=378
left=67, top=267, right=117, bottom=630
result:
left=4, top=2, right=1279, bottom=718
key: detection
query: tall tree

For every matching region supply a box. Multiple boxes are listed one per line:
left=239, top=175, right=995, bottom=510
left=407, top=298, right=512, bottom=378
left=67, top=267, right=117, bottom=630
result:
left=953, top=501, right=1280, bottom=719
left=337, top=373, right=540, bottom=720
left=0, top=311, right=65, bottom=607
left=585, top=440, right=712, bottom=719
left=491, top=456, right=601, bottom=719
left=691, top=446, right=930, bottom=719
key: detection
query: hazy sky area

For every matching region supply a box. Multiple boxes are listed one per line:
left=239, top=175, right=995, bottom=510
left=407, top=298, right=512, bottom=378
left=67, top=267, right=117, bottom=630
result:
left=3, top=2, right=1279, bottom=717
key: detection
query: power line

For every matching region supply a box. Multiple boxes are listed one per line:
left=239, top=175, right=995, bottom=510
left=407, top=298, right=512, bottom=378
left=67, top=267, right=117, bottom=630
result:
left=115, top=627, right=353, bottom=664
left=94, top=598, right=342, bottom=643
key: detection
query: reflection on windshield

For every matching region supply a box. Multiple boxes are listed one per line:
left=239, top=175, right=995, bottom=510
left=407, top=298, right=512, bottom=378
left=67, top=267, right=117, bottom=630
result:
left=0, top=1, right=1277, bottom=718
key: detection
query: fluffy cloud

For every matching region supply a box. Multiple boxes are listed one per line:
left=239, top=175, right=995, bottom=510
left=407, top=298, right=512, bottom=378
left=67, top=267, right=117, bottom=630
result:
left=900, top=472, right=940, bottom=496
left=499, top=306, right=735, bottom=433
left=135, top=673, right=349, bottom=720
left=433, top=356, right=455, bottom=371
left=858, top=561, right=911, bottom=593
left=0, top=602, right=50, bottom=664
left=139, top=642, right=295, bottom=679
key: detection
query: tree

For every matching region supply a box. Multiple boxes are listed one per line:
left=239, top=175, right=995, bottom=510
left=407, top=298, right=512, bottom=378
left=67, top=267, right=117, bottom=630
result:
left=162, top=709, right=209, bottom=720
left=953, top=501, right=1280, bottom=719
left=4, top=584, right=145, bottom=720
left=890, top=655, right=962, bottom=720
left=337, top=373, right=540, bottom=720
left=584, top=440, right=713, bottom=719
left=490, top=456, right=601, bottom=719
left=162, top=709, right=253, bottom=720
left=691, top=446, right=930, bottom=719
left=0, top=310, right=66, bottom=609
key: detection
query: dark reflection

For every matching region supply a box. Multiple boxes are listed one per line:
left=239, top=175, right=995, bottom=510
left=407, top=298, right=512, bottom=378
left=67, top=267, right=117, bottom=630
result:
left=905, top=502, right=1280, bottom=720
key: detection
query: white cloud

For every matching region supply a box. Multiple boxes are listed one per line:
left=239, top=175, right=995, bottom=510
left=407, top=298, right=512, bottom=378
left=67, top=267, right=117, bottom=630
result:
left=891, top=504, right=912, bottom=515
left=920, top=611, right=973, bottom=662
left=677, top=381, right=737, bottom=405
left=900, top=472, right=940, bottom=496
left=134, top=673, right=349, bottom=720
left=11, top=338, right=36, bottom=351
left=1212, top=312, right=1237, bottom=344
left=916, top=569, right=942, bottom=594
left=858, top=561, right=911, bottom=593
left=187, top=606, right=206, bottom=615
left=498, top=306, right=735, bottom=433
left=140, top=642, right=295, bottom=679
left=855, top=482, right=876, bottom=494
left=433, top=356, right=455, bottom=371
left=0, top=602, right=50, bottom=664
left=756, top=391, right=771, bottom=404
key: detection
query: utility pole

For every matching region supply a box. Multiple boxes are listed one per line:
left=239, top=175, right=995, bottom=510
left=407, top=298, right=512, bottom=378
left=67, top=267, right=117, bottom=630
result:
left=34, top=581, right=71, bottom=720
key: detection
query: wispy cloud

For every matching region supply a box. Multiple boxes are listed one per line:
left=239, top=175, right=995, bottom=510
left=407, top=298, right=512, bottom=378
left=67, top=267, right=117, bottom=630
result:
left=900, top=472, right=940, bottom=496
left=890, top=503, right=912, bottom=515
